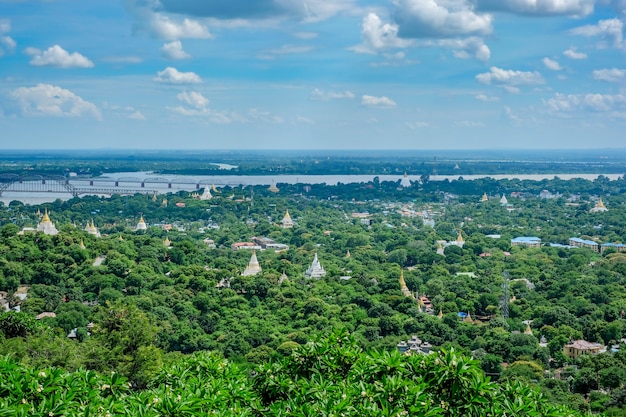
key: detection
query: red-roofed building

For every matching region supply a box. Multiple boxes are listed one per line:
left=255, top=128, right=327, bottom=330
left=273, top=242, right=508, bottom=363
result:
left=563, top=340, right=605, bottom=359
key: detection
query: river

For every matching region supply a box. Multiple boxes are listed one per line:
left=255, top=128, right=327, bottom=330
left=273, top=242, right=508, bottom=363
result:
left=0, top=172, right=622, bottom=205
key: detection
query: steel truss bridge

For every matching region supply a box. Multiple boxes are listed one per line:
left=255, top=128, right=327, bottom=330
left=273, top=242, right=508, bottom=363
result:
left=0, top=174, right=246, bottom=197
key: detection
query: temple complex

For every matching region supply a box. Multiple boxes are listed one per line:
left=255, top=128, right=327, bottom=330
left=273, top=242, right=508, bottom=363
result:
left=242, top=250, right=262, bottom=276
left=84, top=220, right=101, bottom=238
left=37, top=210, right=59, bottom=235
left=305, top=253, right=326, bottom=278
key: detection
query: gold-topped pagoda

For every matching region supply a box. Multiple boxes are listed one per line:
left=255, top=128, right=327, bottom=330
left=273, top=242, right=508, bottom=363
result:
left=281, top=209, right=294, bottom=228
left=590, top=197, right=608, bottom=213
left=37, top=209, right=59, bottom=235
left=268, top=181, right=279, bottom=193
left=480, top=192, right=488, bottom=202
left=136, top=215, right=147, bottom=231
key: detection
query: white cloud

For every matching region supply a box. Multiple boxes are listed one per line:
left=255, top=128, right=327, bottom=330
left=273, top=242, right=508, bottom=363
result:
left=563, top=47, right=587, bottom=59
left=0, top=19, right=16, bottom=57
left=570, top=18, right=624, bottom=49
left=473, top=0, right=595, bottom=17
left=476, top=66, right=544, bottom=87
left=310, top=88, right=355, bottom=100
left=248, top=108, right=284, bottom=124
left=592, top=68, right=626, bottom=82
left=258, top=44, right=315, bottom=59
left=393, top=0, right=493, bottom=38
left=361, top=95, right=397, bottom=108
left=439, top=36, right=490, bottom=61
left=296, top=115, right=314, bottom=124
left=161, top=40, right=191, bottom=60
left=293, top=32, right=318, bottom=39
left=154, top=67, right=202, bottom=84
left=128, top=110, right=146, bottom=120
left=26, top=45, right=94, bottom=68
left=149, top=14, right=212, bottom=40
left=406, top=121, right=431, bottom=129
left=351, top=13, right=412, bottom=54
left=503, top=105, right=521, bottom=125
left=543, top=57, right=562, bottom=71
left=475, top=94, right=499, bottom=101
left=455, top=120, right=485, bottom=127
left=544, top=92, right=626, bottom=112
left=153, top=0, right=355, bottom=22
left=8, top=83, right=101, bottom=119
left=177, top=91, right=209, bottom=109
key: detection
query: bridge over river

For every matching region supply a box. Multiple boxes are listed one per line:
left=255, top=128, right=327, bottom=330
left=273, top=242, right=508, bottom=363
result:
left=0, top=174, right=239, bottom=197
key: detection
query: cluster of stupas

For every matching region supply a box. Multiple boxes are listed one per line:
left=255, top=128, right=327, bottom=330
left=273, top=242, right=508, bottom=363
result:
left=84, top=220, right=101, bottom=238
left=36, top=209, right=58, bottom=235
left=305, top=253, right=326, bottom=278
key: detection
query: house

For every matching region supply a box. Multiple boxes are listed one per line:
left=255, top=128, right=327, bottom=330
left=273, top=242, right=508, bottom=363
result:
left=563, top=340, right=605, bottom=359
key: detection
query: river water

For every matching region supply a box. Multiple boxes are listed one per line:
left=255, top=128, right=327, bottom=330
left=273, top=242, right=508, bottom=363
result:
left=1, top=172, right=622, bottom=205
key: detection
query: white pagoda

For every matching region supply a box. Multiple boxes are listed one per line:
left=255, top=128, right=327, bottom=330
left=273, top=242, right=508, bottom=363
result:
left=242, top=250, right=262, bottom=276
left=305, top=253, right=326, bottom=278
left=37, top=209, right=59, bottom=235
left=136, top=215, right=147, bottom=231
left=500, top=195, right=508, bottom=205
left=84, top=220, right=101, bottom=238
left=199, top=187, right=212, bottom=200
left=268, top=181, right=279, bottom=193
left=400, top=172, right=411, bottom=188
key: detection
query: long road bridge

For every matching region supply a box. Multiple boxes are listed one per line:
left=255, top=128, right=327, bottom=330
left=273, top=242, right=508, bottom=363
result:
left=0, top=174, right=247, bottom=197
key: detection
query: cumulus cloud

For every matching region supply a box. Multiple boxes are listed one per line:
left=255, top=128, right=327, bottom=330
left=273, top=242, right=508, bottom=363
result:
left=161, top=40, right=191, bottom=60
left=543, top=57, right=562, bottom=71
left=351, top=13, right=412, bottom=54
left=476, top=66, right=544, bottom=88
left=570, top=18, right=624, bottom=49
left=361, top=95, right=397, bottom=108
left=563, top=47, right=587, bottom=59
left=352, top=12, right=489, bottom=61
left=473, top=0, right=595, bottom=17
left=310, top=88, right=355, bottom=100
left=148, top=14, right=212, bottom=40
left=593, top=68, right=625, bottom=82
left=154, top=67, right=202, bottom=84
left=7, top=83, right=101, bottom=119
left=176, top=91, right=209, bottom=109
left=0, top=19, right=16, bottom=57
left=393, top=0, right=493, bottom=38
left=26, top=45, right=94, bottom=68
left=544, top=92, right=626, bottom=112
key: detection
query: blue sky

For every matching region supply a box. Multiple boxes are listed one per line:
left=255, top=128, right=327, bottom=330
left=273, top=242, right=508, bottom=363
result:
left=1, top=0, right=626, bottom=150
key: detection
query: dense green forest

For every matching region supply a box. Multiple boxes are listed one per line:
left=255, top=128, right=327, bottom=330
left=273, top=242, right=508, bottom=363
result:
left=1, top=174, right=626, bottom=415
